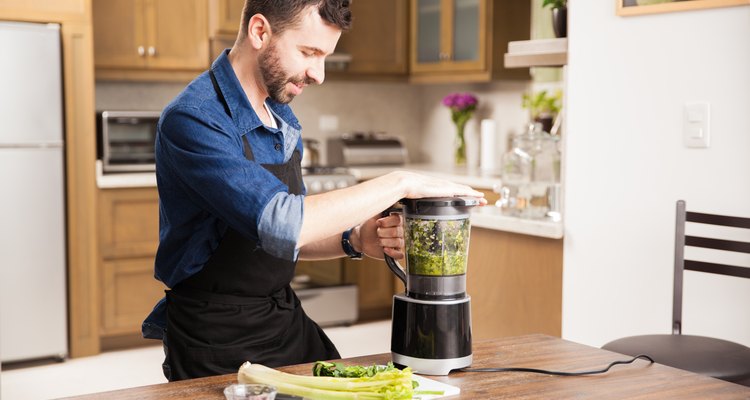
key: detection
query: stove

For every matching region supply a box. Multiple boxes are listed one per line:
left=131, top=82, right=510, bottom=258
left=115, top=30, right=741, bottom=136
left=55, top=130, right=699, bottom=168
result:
left=302, top=166, right=358, bottom=194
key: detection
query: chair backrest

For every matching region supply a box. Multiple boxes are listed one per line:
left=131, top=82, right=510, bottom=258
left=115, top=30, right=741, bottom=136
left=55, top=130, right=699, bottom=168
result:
left=672, top=200, right=750, bottom=335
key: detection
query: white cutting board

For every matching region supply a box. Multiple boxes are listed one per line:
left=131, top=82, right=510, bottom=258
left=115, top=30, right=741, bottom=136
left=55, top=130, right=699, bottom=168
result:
left=412, top=374, right=461, bottom=399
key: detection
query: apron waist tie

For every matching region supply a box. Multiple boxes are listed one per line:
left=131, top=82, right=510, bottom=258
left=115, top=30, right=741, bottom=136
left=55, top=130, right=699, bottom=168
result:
left=170, top=285, right=296, bottom=310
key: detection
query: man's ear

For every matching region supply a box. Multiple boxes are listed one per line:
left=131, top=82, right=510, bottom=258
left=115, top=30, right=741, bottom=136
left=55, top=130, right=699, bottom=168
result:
left=247, top=14, right=271, bottom=50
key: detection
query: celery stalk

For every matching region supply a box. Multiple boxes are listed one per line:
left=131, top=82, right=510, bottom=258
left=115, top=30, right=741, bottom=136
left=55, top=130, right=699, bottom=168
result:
left=238, top=362, right=416, bottom=399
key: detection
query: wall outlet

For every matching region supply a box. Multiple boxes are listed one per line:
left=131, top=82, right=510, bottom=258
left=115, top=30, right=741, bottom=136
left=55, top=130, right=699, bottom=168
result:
left=319, top=114, right=339, bottom=132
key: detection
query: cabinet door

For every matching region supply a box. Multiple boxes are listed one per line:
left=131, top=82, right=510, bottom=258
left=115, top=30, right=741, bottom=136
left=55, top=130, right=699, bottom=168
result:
left=451, top=0, right=484, bottom=67
left=412, top=0, right=444, bottom=66
left=344, top=257, right=398, bottom=321
left=296, top=259, right=345, bottom=286
left=92, top=0, right=147, bottom=69
left=0, top=0, right=87, bottom=21
left=333, top=0, right=408, bottom=76
left=145, top=0, right=209, bottom=70
left=101, top=257, right=167, bottom=336
left=411, top=0, right=487, bottom=74
left=466, top=227, right=562, bottom=340
left=98, top=188, right=159, bottom=259
left=210, top=0, right=245, bottom=36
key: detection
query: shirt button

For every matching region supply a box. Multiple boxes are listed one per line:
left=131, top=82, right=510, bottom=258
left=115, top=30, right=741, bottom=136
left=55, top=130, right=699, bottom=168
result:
left=274, top=143, right=282, bottom=151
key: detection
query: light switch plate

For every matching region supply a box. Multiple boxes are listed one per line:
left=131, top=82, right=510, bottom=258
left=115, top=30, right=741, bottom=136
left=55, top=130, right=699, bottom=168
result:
left=684, top=102, right=710, bottom=148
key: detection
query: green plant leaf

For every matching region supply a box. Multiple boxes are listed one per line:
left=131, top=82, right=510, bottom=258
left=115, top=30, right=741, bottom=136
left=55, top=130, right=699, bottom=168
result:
left=542, top=0, right=566, bottom=8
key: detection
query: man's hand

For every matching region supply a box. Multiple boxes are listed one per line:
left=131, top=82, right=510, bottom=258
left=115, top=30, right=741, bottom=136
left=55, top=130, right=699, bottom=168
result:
left=357, top=213, right=404, bottom=260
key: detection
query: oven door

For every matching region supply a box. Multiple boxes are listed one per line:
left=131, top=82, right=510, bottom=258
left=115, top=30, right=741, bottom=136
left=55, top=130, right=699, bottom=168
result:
left=293, top=259, right=358, bottom=327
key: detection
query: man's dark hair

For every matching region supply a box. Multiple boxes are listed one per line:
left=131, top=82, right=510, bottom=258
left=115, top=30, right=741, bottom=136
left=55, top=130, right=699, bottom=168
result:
left=240, top=0, right=352, bottom=38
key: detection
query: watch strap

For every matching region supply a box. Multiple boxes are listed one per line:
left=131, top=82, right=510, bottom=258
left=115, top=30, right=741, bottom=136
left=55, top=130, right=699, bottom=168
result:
left=341, top=228, right=363, bottom=260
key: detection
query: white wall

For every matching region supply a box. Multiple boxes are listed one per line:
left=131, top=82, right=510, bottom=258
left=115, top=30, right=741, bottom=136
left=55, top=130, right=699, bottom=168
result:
left=418, top=81, right=529, bottom=167
left=563, top=3, right=750, bottom=347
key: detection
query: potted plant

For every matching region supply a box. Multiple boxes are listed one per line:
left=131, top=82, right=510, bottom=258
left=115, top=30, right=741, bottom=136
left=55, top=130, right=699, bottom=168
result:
left=522, top=90, right=562, bottom=134
left=542, top=0, right=567, bottom=38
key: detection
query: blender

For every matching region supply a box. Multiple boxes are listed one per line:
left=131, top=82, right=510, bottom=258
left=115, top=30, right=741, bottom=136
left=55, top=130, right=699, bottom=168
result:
left=384, top=197, right=478, bottom=375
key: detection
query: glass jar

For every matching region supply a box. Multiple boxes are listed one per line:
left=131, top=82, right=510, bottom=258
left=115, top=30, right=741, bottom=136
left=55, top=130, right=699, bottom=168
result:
left=496, top=124, right=561, bottom=220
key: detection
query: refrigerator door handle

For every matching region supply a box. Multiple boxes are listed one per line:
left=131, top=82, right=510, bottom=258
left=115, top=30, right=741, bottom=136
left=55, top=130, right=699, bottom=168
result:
left=0, top=142, right=64, bottom=149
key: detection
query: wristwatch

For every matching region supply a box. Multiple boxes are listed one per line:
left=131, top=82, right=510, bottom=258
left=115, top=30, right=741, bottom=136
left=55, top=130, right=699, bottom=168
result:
left=341, top=227, right=363, bottom=260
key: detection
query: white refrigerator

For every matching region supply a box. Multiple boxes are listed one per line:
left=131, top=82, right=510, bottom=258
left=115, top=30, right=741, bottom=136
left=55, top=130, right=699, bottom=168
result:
left=0, top=21, right=68, bottom=362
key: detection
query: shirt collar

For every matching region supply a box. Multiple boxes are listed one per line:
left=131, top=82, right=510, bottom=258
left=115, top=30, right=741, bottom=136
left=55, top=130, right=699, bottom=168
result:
left=210, top=49, right=301, bottom=133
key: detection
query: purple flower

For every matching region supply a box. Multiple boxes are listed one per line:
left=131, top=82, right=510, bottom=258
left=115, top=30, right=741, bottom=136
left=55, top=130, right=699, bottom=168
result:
left=442, top=92, right=478, bottom=112
left=443, top=92, right=478, bottom=126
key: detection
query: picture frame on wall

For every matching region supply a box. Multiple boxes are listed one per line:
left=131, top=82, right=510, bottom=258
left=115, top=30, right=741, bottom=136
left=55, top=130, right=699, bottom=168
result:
left=617, top=0, right=750, bottom=16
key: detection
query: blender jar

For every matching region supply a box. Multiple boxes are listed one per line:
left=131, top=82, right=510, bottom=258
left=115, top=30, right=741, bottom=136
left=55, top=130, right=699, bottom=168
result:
left=397, top=197, right=478, bottom=300
left=404, top=217, right=470, bottom=277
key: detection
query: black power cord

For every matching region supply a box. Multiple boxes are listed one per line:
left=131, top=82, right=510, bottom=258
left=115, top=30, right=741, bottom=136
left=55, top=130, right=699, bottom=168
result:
left=459, top=354, right=654, bottom=376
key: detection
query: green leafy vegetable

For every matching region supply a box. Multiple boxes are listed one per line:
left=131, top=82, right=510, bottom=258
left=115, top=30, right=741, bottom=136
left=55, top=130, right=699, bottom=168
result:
left=312, top=361, right=398, bottom=378
left=239, top=361, right=433, bottom=400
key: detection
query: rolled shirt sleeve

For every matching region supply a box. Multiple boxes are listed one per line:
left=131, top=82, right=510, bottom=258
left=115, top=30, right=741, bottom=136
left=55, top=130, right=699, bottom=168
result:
left=258, top=191, right=304, bottom=261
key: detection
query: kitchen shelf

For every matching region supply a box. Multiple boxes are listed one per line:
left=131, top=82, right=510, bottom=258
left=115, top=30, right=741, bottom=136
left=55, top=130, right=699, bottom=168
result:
left=504, top=38, right=567, bottom=68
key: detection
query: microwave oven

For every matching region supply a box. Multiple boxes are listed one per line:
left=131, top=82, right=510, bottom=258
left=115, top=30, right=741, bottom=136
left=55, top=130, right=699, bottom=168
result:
left=97, top=110, right=160, bottom=173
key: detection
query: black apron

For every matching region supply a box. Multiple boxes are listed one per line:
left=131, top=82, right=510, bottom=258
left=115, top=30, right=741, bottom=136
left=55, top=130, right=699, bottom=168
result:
left=163, top=75, right=340, bottom=381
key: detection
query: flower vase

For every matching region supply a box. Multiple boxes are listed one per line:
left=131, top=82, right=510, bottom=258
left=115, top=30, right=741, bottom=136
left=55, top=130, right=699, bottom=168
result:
left=454, top=121, right=467, bottom=166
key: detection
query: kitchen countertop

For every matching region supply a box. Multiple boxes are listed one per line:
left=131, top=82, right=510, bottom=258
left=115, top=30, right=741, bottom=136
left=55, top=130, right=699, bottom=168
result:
left=60, top=334, right=750, bottom=399
left=350, top=164, right=563, bottom=239
left=95, top=160, right=156, bottom=188
left=95, top=162, right=564, bottom=239
left=348, top=164, right=503, bottom=190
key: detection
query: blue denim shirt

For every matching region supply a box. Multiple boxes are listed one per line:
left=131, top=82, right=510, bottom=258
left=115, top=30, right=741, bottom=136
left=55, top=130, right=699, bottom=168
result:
left=143, top=50, right=305, bottom=339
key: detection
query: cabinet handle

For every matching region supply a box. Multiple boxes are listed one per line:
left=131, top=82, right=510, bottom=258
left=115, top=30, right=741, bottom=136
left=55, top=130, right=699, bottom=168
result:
left=439, top=52, right=451, bottom=61
left=148, top=46, right=156, bottom=57
left=137, top=46, right=145, bottom=56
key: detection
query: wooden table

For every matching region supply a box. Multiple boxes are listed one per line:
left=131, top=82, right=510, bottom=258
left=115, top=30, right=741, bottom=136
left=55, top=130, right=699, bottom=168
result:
left=62, top=334, right=750, bottom=399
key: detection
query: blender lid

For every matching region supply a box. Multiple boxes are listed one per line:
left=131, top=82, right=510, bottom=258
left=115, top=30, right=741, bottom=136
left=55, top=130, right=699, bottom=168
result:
left=400, top=197, right=479, bottom=216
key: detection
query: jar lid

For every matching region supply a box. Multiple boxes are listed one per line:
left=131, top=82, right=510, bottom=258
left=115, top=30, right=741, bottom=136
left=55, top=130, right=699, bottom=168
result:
left=400, top=197, right=479, bottom=217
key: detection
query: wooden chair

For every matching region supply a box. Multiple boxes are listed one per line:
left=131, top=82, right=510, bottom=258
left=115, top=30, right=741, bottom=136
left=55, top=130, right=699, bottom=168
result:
left=602, top=200, right=750, bottom=387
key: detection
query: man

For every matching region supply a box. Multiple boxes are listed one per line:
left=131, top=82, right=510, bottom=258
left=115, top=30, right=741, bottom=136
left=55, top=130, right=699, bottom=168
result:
left=143, top=0, right=485, bottom=381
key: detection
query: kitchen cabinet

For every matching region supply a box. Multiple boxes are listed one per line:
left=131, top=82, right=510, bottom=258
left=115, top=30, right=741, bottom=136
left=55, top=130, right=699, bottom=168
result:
left=467, top=226, right=563, bottom=339
left=330, top=0, right=409, bottom=78
left=209, top=0, right=244, bottom=37
left=97, top=187, right=165, bottom=346
left=207, top=0, right=243, bottom=61
left=92, top=0, right=209, bottom=80
left=344, top=257, right=400, bottom=321
left=0, top=0, right=87, bottom=21
left=409, top=0, right=530, bottom=83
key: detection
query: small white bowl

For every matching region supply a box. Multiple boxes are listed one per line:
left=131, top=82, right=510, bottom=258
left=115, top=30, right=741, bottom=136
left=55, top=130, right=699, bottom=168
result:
left=223, top=383, right=277, bottom=400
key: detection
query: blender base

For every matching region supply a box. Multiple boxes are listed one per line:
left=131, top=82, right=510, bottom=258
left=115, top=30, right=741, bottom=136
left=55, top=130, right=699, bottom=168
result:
left=390, top=294, right=472, bottom=375
left=392, top=352, right=472, bottom=376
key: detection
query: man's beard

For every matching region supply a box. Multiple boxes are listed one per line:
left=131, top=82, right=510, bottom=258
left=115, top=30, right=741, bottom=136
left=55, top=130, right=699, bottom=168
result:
left=259, top=41, right=313, bottom=104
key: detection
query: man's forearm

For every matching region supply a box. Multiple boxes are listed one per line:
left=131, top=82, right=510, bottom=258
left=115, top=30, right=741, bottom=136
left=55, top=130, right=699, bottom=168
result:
left=296, top=170, right=485, bottom=250
left=297, top=226, right=361, bottom=261
left=297, top=173, right=405, bottom=249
